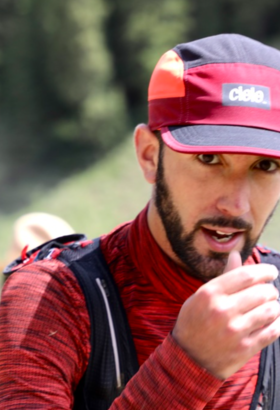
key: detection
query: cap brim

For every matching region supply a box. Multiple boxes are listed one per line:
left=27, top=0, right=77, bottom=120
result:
left=161, top=125, right=280, bottom=159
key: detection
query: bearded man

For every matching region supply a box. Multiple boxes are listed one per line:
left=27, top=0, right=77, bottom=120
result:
left=2, top=33, right=280, bottom=409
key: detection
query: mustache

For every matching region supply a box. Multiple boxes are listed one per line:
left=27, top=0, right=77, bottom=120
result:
left=193, top=216, right=253, bottom=232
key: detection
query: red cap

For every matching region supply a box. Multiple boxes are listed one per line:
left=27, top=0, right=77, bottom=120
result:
left=148, top=34, right=280, bottom=158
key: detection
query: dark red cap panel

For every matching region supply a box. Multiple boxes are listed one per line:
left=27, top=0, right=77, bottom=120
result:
left=149, top=63, right=280, bottom=132
left=147, top=34, right=280, bottom=157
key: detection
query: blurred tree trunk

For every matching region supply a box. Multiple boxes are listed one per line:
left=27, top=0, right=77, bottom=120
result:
left=189, top=0, right=280, bottom=48
left=104, top=0, right=193, bottom=124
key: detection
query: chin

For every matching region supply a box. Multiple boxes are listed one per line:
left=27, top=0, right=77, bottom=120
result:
left=178, top=252, right=228, bottom=282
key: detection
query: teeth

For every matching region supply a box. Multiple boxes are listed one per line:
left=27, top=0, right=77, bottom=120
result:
left=213, top=230, right=234, bottom=243
left=215, top=230, right=233, bottom=236
left=213, top=235, right=233, bottom=243
left=203, top=227, right=238, bottom=243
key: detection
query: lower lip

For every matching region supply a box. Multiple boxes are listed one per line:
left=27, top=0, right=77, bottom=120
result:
left=201, top=228, right=244, bottom=253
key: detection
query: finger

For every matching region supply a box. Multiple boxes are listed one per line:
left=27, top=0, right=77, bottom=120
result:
left=223, top=251, right=242, bottom=273
left=249, top=299, right=280, bottom=331
left=229, top=282, right=279, bottom=314
left=209, top=263, right=279, bottom=295
left=232, top=297, right=280, bottom=335
left=248, top=309, right=280, bottom=350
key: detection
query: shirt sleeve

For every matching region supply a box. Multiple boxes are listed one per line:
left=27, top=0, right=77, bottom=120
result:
left=0, top=259, right=222, bottom=410
left=110, top=333, right=223, bottom=410
left=0, top=259, right=91, bottom=409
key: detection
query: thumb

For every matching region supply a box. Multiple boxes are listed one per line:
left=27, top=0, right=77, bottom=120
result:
left=223, top=250, right=242, bottom=273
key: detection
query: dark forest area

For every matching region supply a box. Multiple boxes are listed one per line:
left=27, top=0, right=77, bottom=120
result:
left=1, top=0, right=280, bottom=211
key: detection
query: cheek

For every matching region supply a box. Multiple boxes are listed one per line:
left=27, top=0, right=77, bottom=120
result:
left=165, top=176, right=215, bottom=228
left=250, top=184, right=280, bottom=230
left=166, top=162, right=220, bottom=203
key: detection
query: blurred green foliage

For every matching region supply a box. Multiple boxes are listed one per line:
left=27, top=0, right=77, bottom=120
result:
left=0, top=0, right=280, bottom=214
left=190, top=0, right=280, bottom=45
left=2, top=0, right=280, bottom=288
left=104, top=0, right=192, bottom=122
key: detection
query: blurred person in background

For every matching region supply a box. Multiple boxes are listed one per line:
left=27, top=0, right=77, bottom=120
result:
left=0, top=213, right=74, bottom=294
left=1, top=34, right=280, bottom=409
left=6, top=212, right=75, bottom=262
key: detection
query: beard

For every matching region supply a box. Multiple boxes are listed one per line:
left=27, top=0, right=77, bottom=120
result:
left=154, top=146, right=270, bottom=282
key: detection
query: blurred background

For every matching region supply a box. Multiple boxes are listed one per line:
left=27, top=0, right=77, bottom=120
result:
left=1, top=0, right=280, bottom=273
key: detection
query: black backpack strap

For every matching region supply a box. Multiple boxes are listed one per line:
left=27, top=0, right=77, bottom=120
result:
left=3, top=233, right=87, bottom=275
left=57, top=238, right=139, bottom=410
left=250, top=248, right=280, bottom=410
left=4, top=234, right=139, bottom=410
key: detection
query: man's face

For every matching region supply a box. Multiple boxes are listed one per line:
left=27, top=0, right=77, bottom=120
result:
left=155, top=143, right=280, bottom=281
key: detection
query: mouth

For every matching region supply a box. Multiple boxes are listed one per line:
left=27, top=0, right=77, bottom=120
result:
left=203, top=228, right=237, bottom=242
left=200, top=226, right=245, bottom=251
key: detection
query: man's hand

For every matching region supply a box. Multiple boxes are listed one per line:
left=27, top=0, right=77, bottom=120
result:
left=172, top=251, right=280, bottom=380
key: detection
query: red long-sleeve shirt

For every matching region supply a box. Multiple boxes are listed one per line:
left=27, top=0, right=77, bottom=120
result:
left=0, top=208, right=261, bottom=409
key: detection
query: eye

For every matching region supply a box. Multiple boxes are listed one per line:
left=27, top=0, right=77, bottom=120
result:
left=255, top=159, right=280, bottom=172
left=197, top=154, right=220, bottom=165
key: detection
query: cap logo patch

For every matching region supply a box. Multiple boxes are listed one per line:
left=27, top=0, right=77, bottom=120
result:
left=222, top=83, right=271, bottom=110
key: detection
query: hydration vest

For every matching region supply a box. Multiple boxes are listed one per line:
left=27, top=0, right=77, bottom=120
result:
left=4, top=235, right=280, bottom=410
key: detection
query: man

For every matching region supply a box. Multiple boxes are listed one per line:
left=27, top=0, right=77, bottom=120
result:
left=1, top=33, right=280, bottom=409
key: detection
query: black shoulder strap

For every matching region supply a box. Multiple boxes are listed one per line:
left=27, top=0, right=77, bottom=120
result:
left=250, top=248, right=280, bottom=410
left=57, top=238, right=139, bottom=410
left=3, top=234, right=139, bottom=409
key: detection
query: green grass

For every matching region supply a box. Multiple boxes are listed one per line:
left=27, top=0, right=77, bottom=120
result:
left=0, top=135, right=151, bottom=264
left=0, top=134, right=280, bottom=268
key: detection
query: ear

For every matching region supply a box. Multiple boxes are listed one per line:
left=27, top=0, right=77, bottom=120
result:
left=134, top=124, right=160, bottom=184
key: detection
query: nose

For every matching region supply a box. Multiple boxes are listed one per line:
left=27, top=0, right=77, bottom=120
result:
left=215, top=177, right=251, bottom=218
